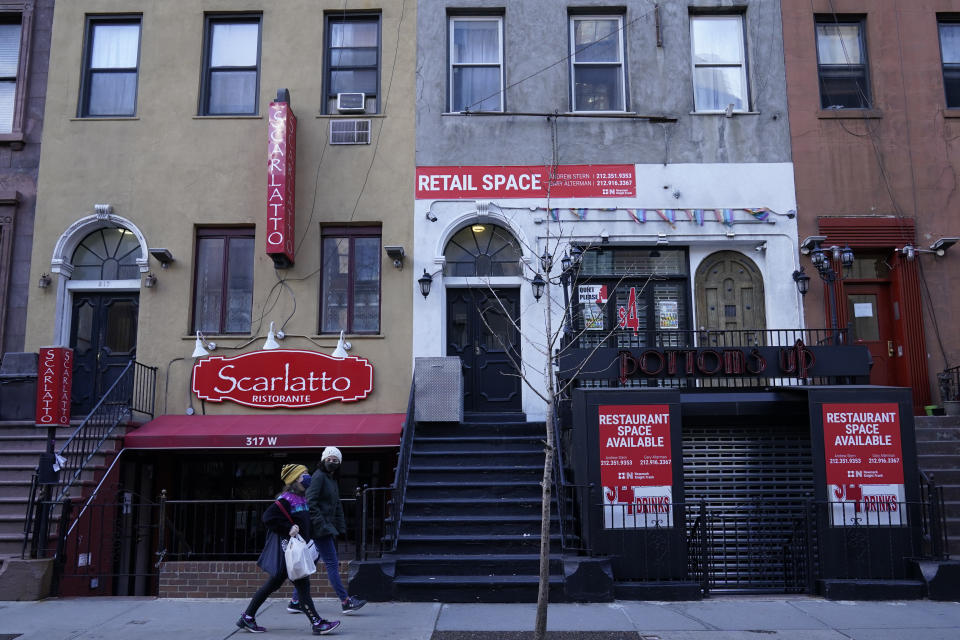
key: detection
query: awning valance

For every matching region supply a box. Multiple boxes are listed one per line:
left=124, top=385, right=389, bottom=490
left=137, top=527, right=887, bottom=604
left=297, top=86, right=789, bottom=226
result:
left=124, top=413, right=404, bottom=450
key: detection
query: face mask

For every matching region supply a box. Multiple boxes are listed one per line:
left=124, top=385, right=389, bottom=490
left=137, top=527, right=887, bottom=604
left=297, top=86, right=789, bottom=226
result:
left=324, top=461, right=340, bottom=473
left=300, top=474, right=312, bottom=489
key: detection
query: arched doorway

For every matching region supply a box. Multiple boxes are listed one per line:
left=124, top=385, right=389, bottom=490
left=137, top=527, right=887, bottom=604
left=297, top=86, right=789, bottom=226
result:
left=694, top=251, right=766, bottom=337
left=443, top=223, right=523, bottom=414
left=68, top=227, right=141, bottom=415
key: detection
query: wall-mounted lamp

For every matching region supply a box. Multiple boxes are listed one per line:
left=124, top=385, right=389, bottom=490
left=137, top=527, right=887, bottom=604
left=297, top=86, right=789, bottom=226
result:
left=384, top=245, right=405, bottom=270
left=262, top=321, right=284, bottom=350
left=540, top=248, right=553, bottom=273
left=754, top=241, right=767, bottom=253
left=418, top=269, right=442, bottom=298
left=331, top=330, right=352, bottom=358
left=792, top=267, right=810, bottom=296
left=38, top=273, right=51, bottom=289
left=425, top=211, right=438, bottom=222
left=144, top=272, right=157, bottom=288
left=931, top=237, right=958, bottom=255
left=800, top=235, right=828, bottom=255
left=149, top=248, right=175, bottom=268
left=531, top=272, right=545, bottom=301
left=192, top=331, right=217, bottom=358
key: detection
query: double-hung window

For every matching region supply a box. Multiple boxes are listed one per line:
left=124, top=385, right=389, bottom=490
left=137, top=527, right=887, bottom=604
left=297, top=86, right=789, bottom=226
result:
left=79, top=16, right=141, bottom=117
left=324, top=14, right=380, bottom=114
left=570, top=15, right=626, bottom=112
left=690, top=14, right=748, bottom=112
left=200, top=15, right=261, bottom=115
left=192, top=228, right=255, bottom=335
left=0, top=13, right=21, bottom=132
left=449, top=16, right=503, bottom=112
left=321, top=226, right=381, bottom=334
left=815, top=17, right=870, bottom=109
left=939, top=19, right=960, bottom=108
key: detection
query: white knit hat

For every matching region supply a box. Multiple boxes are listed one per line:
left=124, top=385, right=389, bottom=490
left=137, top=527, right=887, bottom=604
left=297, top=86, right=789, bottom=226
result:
left=321, top=446, right=342, bottom=464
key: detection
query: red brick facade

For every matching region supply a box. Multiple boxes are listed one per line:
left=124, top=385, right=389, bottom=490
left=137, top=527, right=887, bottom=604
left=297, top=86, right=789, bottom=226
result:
left=158, top=561, right=351, bottom=599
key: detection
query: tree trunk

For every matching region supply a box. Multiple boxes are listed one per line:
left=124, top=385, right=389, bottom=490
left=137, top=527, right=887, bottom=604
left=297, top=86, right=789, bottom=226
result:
left=534, top=400, right=554, bottom=640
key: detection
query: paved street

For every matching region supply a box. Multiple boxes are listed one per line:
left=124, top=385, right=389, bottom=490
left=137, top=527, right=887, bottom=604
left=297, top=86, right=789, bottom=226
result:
left=2, top=596, right=960, bottom=640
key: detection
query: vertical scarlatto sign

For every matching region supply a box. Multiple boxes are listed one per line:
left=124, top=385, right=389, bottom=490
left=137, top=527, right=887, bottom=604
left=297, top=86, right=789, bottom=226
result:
left=267, top=99, right=297, bottom=268
left=35, top=347, right=73, bottom=426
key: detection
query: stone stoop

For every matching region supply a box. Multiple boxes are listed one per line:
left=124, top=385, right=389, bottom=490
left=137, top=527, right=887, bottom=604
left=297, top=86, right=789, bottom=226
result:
left=914, top=415, right=960, bottom=554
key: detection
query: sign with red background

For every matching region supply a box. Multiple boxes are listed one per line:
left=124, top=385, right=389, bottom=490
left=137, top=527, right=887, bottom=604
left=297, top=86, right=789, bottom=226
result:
left=416, top=164, right=636, bottom=199
left=822, top=403, right=903, bottom=484
left=267, top=101, right=297, bottom=268
left=193, top=349, right=372, bottom=409
left=35, top=347, right=73, bottom=426
left=598, top=404, right=672, bottom=487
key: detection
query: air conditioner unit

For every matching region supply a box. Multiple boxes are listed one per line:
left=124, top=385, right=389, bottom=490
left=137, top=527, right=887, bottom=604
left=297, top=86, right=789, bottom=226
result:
left=330, top=119, right=371, bottom=145
left=336, top=92, right=366, bottom=113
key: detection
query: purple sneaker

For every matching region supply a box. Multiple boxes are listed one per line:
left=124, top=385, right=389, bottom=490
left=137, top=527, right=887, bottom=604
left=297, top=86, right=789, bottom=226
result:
left=236, top=614, right=266, bottom=633
left=313, top=618, right=341, bottom=635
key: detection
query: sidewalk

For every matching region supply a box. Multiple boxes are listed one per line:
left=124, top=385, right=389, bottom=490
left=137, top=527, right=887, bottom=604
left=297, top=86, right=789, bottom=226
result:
left=1, top=596, right=960, bottom=640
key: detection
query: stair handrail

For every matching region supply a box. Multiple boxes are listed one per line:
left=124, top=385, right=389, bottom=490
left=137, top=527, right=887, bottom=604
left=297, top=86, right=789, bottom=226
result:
left=359, top=379, right=415, bottom=559
left=551, top=395, right=592, bottom=554
left=938, top=365, right=960, bottom=403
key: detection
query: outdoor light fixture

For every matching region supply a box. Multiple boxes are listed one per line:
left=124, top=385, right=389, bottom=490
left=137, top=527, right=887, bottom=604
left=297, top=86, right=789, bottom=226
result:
left=144, top=272, right=157, bottom=288
left=331, top=330, right=351, bottom=358
left=800, top=235, right=828, bottom=255
left=531, top=272, right=545, bottom=301
left=192, top=331, right=217, bottom=358
left=471, top=224, right=486, bottom=233
left=792, top=267, right=810, bottom=296
left=560, top=252, right=572, bottom=273
left=931, top=237, right=959, bottom=255
left=149, top=248, right=174, bottom=268
left=418, top=269, right=433, bottom=298
left=38, top=273, right=51, bottom=289
left=384, top=246, right=405, bottom=270
left=540, top=248, right=553, bottom=274
left=262, top=321, right=282, bottom=350
left=900, top=238, right=959, bottom=260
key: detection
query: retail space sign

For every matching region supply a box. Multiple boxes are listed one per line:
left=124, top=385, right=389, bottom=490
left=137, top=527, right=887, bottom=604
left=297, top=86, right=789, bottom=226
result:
left=192, top=349, right=373, bottom=409
left=822, top=403, right=905, bottom=526
left=266, top=100, right=297, bottom=268
left=598, top=404, right=673, bottom=529
left=35, top=347, right=73, bottom=426
left=415, top=164, right=636, bottom=199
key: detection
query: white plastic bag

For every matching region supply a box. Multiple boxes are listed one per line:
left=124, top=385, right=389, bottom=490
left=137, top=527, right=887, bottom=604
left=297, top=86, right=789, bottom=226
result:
left=284, top=534, right=317, bottom=580
left=305, top=538, right=320, bottom=563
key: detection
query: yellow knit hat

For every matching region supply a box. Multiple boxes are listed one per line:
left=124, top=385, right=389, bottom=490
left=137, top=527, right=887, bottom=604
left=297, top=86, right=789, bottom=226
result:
left=281, top=463, right=308, bottom=486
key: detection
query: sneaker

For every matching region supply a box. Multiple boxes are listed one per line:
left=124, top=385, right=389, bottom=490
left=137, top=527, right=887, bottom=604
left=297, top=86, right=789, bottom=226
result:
left=287, top=599, right=306, bottom=614
left=313, top=619, right=341, bottom=635
left=236, top=614, right=266, bottom=633
left=341, top=596, right=366, bottom=614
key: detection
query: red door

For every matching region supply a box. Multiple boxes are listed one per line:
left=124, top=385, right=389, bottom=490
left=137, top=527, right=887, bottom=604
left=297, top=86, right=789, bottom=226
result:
left=844, top=283, right=896, bottom=386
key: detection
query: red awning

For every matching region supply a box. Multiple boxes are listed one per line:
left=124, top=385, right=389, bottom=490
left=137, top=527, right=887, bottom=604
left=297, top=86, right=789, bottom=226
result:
left=124, top=413, right=404, bottom=450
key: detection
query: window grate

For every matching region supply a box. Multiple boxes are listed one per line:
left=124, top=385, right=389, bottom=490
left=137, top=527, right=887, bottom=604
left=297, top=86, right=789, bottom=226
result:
left=330, top=119, right=371, bottom=145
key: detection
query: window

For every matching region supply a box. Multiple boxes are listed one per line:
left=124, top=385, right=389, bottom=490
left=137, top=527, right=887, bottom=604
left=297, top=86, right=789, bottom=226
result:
left=570, top=15, right=626, bottom=112
left=443, top=223, right=522, bottom=277
left=192, top=228, right=255, bottom=334
left=324, top=14, right=380, bottom=114
left=79, top=16, right=141, bottom=117
left=449, top=16, right=503, bottom=112
left=0, top=14, right=20, bottom=132
left=939, top=19, right=960, bottom=108
left=71, top=227, right=141, bottom=280
left=816, top=17, right=870, bottom=109
left=321, top=227, right=381, bottom=334
left=200, top=15, right=261, bottom=115
left=690, top=15, right=748, bottom=112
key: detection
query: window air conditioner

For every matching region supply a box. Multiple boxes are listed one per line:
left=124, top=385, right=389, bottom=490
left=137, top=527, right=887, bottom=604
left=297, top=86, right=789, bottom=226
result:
left=336, top=92, right=366, bottom=113
left=330, top=119, right=371, bottom=145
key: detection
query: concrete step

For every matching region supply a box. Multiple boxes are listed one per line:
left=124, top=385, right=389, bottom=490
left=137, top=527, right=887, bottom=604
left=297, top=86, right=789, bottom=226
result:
left=916, top=440, right=960, bottom=455
left=921, top=470, right=960, bottom=484
left=0, top=481, right=33, bottom=500
left=917, top=453, right=960, bottom=468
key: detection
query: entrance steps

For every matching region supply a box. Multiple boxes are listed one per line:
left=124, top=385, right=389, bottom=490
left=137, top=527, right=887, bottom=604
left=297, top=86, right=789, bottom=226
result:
left=0, top=420, right=124, bottom=557
left=915, top=415, right=960, bottom=553
left=372, top=419, right=571, bottom=602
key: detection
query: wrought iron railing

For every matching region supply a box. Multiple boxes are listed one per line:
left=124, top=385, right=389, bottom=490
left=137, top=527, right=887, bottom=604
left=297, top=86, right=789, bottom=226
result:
left=551, top=397, right=590, bottom=554
left=938, top=365, right=960, bottom=403
left=653, top=328, right=849, bottom=349
left=358, top=380, right=415, bottom=560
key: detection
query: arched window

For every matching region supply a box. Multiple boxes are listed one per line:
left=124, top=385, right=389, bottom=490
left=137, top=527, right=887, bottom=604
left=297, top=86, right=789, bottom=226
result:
left=71, top=227, right=141, bottom=280
left=443, top=223, right=522, bottom=276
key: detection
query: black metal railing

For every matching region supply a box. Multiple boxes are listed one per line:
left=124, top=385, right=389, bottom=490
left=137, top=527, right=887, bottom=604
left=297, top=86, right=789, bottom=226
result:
left=919, top=474, right=950, bottom=559
left=156, top=494, right=357, bottom=564
left=652, top=328, right=849, bottom=349
left=938, top=365, right=960, bottom=403
left=358, top=380, right=415, bottom=560
left=551, top=397, right=590, bottom=554
left=24, top=360, right=157, bottom=560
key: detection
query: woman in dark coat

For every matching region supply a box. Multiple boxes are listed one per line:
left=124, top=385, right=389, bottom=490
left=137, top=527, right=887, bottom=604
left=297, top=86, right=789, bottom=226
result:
left=237, top=464, right=340, bottom=635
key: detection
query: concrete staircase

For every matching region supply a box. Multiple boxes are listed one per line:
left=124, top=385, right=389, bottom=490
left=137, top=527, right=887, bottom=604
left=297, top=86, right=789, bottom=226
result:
left=0, top=421, right=124, bottom=558
left=914, top=415, right=960, bottom=555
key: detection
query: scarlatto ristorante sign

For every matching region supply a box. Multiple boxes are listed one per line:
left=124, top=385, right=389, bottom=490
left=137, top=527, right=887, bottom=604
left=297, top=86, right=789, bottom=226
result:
left=192, top=350, right=373, bottom=409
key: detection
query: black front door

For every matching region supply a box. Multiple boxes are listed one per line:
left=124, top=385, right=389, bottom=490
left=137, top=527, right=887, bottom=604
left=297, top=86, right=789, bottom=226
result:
left=70, top=292, right=139, bottom=416
left=446, top=288, right=521, bottom=414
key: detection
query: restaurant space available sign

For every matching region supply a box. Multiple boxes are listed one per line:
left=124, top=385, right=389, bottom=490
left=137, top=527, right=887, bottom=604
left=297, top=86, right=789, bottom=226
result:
left=416, top=164, right=636, bottom=199
left=193, top=349, right=373, bottom=409
left=267, top=100, right=297, bottom=268
left=35, top=347, right=73, bottom=426
left=599, top=404, right=673, bottom=528
left=823, top=403, right=905, bottom=526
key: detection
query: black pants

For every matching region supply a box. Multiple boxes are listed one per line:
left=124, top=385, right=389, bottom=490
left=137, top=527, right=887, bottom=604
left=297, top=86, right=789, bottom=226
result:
left=245, top=561, right=317, bottom=619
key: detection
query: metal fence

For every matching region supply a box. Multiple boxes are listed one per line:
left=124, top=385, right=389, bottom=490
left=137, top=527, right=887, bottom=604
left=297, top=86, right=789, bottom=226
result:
left=939, top=365, right=960, bottom=403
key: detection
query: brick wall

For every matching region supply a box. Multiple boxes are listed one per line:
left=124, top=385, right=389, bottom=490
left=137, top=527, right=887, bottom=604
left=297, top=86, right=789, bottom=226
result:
left=158, top=561, right=351, bottom=599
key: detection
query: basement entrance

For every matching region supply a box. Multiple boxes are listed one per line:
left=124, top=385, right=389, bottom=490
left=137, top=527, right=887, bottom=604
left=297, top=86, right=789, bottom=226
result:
left=683, top=422, right=815, bottom=593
